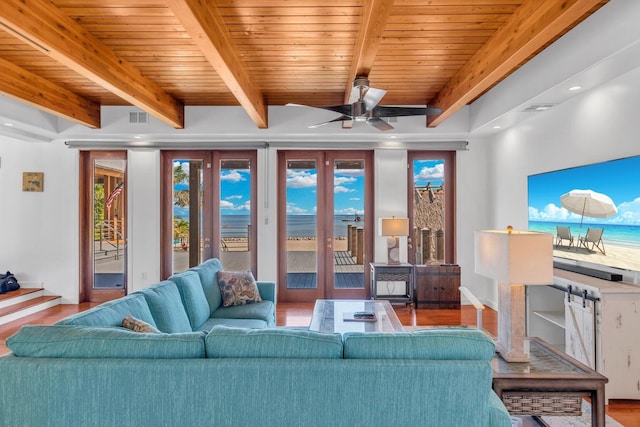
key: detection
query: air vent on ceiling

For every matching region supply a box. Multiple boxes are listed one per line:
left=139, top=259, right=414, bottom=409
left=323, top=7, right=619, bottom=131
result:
left=521, top=103, right=557, bottom=113
left=129, top=112, right=148, bottom=123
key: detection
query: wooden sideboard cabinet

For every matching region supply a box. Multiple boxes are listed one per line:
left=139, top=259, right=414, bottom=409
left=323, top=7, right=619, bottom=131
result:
left=527, top=268, right=640, bottom=401
left=414, top=264, right=460, bottom=309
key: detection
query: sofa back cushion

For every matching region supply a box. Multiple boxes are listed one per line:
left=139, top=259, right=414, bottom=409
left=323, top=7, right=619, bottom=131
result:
left=343, top=328, right=495, bottom=360
left=189, top=258, right=224, bottom=314
left=7, top=325, right=206, bottom=359
left=137, top=281, right=193, bottom=333
left=206, top=326, right=343, bottom=359
left=56, top=293, right=157, bottom=329
left=169, top=270, right=211, bottom=330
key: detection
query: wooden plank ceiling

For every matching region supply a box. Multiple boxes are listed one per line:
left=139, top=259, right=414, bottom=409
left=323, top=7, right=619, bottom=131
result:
left=0, top=0, right=609, bottom=130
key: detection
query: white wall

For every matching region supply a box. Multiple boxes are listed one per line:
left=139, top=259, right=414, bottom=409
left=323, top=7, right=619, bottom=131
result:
left=0, top=138, right=79, bottom=302
left=127, top=149, right=161, bottom=292
left=485, top=65, right=640, bottom=284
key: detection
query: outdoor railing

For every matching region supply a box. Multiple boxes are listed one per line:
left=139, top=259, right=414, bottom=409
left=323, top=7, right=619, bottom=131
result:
left=95, top=220, right=124, bottom=260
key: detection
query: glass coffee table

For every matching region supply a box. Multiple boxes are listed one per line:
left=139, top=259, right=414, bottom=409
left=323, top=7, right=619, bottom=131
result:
left=308, top=299, right=404, bottom=334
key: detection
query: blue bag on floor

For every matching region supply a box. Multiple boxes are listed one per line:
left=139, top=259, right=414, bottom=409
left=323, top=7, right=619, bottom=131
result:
left=0, top=271, right=20, bottom=294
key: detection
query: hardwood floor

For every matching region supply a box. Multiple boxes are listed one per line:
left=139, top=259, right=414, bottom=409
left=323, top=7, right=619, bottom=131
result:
left=1, top=302, right=637, bottom=425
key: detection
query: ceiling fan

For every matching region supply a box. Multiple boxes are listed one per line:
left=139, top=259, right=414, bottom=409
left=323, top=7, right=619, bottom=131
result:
left=289, top=76, right=442, bottom=131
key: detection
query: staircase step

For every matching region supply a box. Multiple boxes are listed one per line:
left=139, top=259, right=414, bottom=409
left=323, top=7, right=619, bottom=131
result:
left=0, top=288, right=45, bottom=309
left=0, top=295, right=62, bottom=326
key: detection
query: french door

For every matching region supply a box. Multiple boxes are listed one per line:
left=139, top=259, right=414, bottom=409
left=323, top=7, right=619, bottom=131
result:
left=79, top=151, right=127, bottom=303
left=277, top=150, right=373, bottom=302
left=160, top=150, right=257, bottom=279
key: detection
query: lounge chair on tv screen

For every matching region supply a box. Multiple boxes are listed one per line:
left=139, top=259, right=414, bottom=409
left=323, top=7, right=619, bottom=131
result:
left=579, top=227, right=606, bottom=255
left=555, top=225, right=574, bottom=249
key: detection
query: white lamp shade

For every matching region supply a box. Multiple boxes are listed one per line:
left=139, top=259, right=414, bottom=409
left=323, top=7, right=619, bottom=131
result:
left=474, top=229, right=553, bottom=285
left=378, top=217, right=409, bottom=236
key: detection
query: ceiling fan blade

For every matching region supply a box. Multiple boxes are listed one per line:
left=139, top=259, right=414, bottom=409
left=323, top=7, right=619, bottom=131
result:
left=286, top=103, right=352, bottom=115
left=363, top=87, right=387, bottom=112
left=372, top=106, right=442, bottom=117
left=367, top=118, right=394, bottom=131
left=308, top=115, right=353, bottom=128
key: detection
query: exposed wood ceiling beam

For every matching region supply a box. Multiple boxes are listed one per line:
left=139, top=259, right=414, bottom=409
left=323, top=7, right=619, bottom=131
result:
left=167, top=0, right=268, bottom=129
left=427, top=0, right=605, bottom=128
left=0, top=0, right=184, bottom=129
left=342, top=0, right=395, bottom=129
left=0, top=57, right=100, bottom=128
left=344, top=0, right=395, bottom=103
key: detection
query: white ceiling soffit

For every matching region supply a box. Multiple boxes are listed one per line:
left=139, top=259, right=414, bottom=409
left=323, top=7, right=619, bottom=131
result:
left=469, top=0, right=640, bottom=135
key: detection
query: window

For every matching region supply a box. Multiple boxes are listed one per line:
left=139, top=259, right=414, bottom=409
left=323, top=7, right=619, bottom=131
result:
left=408, top=151, right=456, bottom=264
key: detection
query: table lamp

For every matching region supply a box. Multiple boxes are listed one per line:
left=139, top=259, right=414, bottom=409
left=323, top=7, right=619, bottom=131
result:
left=474, top=227, right=553, bottom=362
left=379, top=217, right=409, bottom=265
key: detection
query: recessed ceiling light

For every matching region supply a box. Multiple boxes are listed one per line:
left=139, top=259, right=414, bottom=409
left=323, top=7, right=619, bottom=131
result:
left=3, top=122, right=14, bottom=127
left=133, top=135, right=142, bottom=139
left=568, top=86, right=582, bottom=91
left=492, top=125, right=502, bottom=129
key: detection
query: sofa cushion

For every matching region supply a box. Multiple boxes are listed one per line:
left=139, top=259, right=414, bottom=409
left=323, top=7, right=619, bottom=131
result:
left=122, top=315, right=160, bottom=333
left=217, top=271, right=262, bottom=307
left=7, top=325, right=206, bottom=359
left=136, top=281, right=192, bottom=333
left=343, top=329, right=495, bottom=360
left=169, top=270, right=211, bottom=331
left=196, top=318, right=268, bottom=332
left=205, top=326, right=343, bottom=358
left=189, top=258, right=224, bottom=314
left=56, top=293, right=157, bottom=329
left=211, top=300, right=274, bottom=323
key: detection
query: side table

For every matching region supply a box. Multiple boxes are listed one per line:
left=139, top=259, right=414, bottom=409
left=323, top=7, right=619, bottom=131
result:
left=369, top=263, right=413, bottom=305
left=492, top=337, right=608, bottom=427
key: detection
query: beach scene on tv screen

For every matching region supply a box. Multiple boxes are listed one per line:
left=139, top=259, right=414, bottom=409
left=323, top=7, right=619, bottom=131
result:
left=528, top=156, right=640, bottom=272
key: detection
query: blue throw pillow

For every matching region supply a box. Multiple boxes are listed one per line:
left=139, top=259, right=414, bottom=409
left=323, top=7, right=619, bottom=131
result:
left=170, top=270, right=211, bottom=330
left=137, top=281, right=192, bottom=333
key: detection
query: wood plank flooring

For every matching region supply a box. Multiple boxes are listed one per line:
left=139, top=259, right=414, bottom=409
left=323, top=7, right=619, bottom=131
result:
left=0, top=302, right=637, bottom=425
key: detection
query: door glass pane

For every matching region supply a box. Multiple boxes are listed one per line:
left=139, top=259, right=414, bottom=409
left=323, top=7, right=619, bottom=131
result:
left=286, top=160, right=318, bottom=289
left=172, top=160, right=203, bottom=273
left=93, top=159, right=126, bottom=289
left=333, top=160, right=365, bottom=289
left=219, top=159, right=252, bottom=271
left=413, top=159, right=446, bottom=263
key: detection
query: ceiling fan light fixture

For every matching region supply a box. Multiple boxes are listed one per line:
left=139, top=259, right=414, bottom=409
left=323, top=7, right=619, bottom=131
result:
left=295, top=77, right=442, bottom=131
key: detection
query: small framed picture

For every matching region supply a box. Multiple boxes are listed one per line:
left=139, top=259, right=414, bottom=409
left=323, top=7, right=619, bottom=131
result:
left=22, top=172, right=44, bottom=192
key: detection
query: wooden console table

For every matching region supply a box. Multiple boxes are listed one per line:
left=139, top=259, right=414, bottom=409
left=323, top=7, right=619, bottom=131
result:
left=492, top=337, right=607, bottom=427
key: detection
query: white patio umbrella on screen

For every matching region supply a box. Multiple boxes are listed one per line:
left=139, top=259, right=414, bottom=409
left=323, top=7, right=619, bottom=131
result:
left=560, top=189, right=617, bottom=227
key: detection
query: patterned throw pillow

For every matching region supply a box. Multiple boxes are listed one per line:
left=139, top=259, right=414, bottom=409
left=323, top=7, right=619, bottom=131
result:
left=122, top=315, right=161, bottom=333
left=217, top=271, right=262, bottom=307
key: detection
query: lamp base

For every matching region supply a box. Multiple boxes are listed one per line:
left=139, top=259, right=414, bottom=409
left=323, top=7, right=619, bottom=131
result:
left=386, top=236, right=400, bottom=264
left=496, top=282, right=530, bottom=362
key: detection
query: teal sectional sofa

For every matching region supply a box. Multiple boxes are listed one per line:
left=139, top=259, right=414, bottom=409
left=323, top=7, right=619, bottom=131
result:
left=58, top=258, right=276, bottom=332
left=0, top=258, right=511, bottom=427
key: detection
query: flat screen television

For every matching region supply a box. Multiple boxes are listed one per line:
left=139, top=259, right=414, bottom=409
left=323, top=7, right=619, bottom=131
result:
left=528, top=155, right=640, bottom=278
